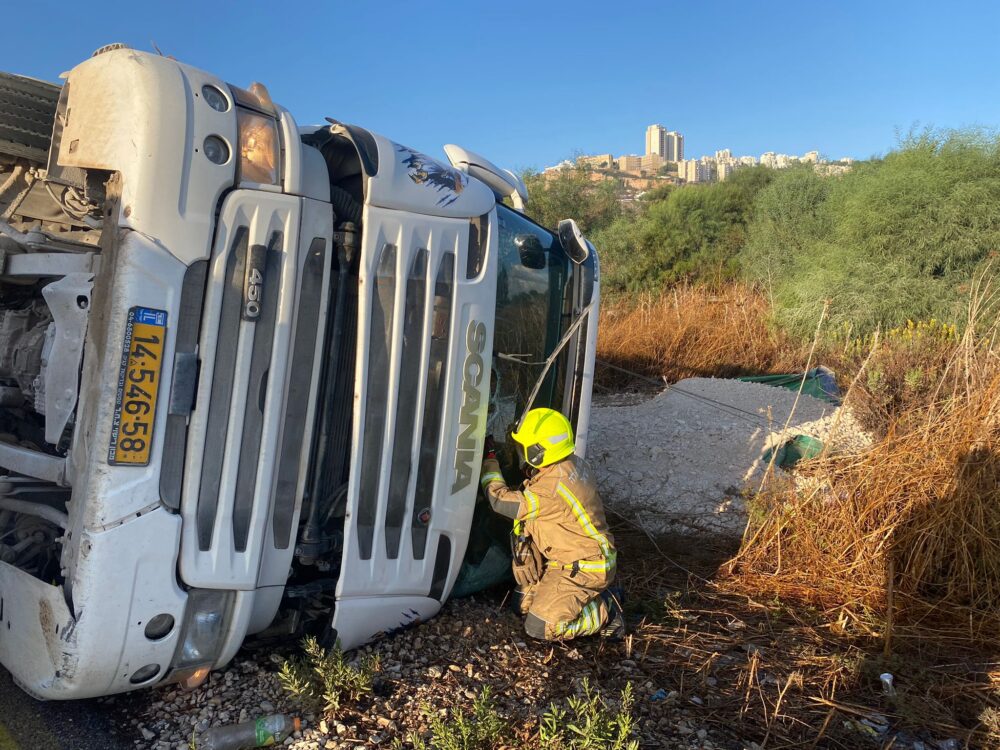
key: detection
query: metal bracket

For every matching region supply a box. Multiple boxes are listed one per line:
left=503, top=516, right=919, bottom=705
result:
left=3, top=251, right=95, bottom=277
left=39, top=272, right=94, bottom=444
left=0, top=442, right=67, bottom=485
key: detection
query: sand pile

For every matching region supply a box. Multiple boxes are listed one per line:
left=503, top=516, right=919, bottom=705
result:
left=588, top=378, right=871, bottom=536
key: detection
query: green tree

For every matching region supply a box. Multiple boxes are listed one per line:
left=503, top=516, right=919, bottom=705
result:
left=522, top=166, right=624, bottom=234
left=743, top=129, right=1000, bottom=335
left=594, top=166, right=775, bottom=294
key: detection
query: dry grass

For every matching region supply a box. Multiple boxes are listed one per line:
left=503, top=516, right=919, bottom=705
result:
left=728, top=273, right=999, bottom=637
left=609, top=519, right=995, bottom=749
left=596, top=285, right=804, bottom=389
left=600, top=274, right=1000, bottom=744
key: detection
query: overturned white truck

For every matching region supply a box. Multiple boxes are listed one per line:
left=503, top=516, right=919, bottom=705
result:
left=0, top=47, right=599, bottom=699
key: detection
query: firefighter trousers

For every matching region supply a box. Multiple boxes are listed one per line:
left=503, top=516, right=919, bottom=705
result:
left=516, top=565, right=615, bottom=641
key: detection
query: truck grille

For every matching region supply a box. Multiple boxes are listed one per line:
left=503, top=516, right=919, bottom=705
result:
left=179, top=193, right=330, bottom=590
left=197, top=228, right=249, bottom=550
left=355, top=244, right=456, bottom=562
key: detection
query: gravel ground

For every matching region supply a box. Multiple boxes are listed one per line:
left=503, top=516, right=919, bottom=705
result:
left=589, top=378, right=872, bottom=536
left=123, top=597, right=749, bottom=750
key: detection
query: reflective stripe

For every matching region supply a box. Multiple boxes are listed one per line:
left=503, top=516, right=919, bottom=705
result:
left=563, top=599, right=600, bottom=637
left=556, top=482, right=615, bottom=569
left=523, top=489, right=540, bottom=520
left=579, top=555, right=617, bottom=572
left=479, top=471, right=503, bottom=488
left=547, top=556, right=616, bottom=573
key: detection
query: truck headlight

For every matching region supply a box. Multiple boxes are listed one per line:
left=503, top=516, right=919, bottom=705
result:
left=168, top=589, right=234, bottom=689
left=237, top=108, right=280, bottom=185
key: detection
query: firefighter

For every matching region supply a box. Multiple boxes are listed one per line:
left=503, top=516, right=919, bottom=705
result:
left=480, top=408, right=624, bottom=641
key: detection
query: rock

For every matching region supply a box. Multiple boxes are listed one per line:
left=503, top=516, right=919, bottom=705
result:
left=139, top=727, right=155, bottom=741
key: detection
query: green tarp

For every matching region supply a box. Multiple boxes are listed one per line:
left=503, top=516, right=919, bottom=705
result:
left=451, top=499, right=513, bottom=598
left=762, top=434, right=825, bottom=469
left=737, top=366, right=841, bottom=405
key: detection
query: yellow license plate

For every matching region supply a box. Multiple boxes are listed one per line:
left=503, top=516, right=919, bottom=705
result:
left=108, top=307, right=168, bottom=466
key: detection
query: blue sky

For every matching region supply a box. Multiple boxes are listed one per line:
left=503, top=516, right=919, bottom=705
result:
left=4, top=1, right=999, bottom=171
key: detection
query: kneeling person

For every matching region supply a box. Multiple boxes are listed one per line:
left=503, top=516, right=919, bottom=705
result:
left=480, top=408, right=623, bottom=641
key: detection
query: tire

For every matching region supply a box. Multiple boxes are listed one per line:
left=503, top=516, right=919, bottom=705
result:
left=0, top=72, right=60, bottom=164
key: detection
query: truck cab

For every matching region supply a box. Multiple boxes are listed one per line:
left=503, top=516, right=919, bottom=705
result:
left=0, top=47, right=598, bottom=699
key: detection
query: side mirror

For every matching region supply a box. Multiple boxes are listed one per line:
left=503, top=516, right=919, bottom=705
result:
left=514, top=234, right=547, bottom=270
left=557, top=219, right=590, bottom=264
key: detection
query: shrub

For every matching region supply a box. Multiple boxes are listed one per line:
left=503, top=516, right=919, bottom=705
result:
left=743, top=129, right=1000, bottom=337
left=596, top=284, right=803, bottom=388
left=594, top=166, right=774, bottom=294
left=539, top=679, right=639, bottom=750
left=278, top=637, right=380, bottom=717
left=729, top=282, right=1000, bottom=645
left=522, top=166, right=623, bottom=235
left=399, top=687, right=506, bottom=750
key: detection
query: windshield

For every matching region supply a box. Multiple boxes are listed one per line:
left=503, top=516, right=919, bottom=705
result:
left=488, top=205, right=573, bottom=479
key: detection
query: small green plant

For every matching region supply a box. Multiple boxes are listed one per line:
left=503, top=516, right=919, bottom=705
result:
left=903, top=367, right=924, bottom=390
left=539, top=679, right=639, bottom=750
left=396, top=687, right=505, bottom=750
left=866, top=366, right=884, bottom=394
left=278, top=636, right=380, bottom=717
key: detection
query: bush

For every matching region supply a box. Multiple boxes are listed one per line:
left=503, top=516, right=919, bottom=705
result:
left=596, top=284, right=803, bottom=388
left=593, top=167, right=774, bottom=294
left=278, top=637, right=380, bottom=717
left=743, top=129, right=1000, bottom=337
left=729, top=279, right=1000, bottom=645
left=539, top=679, right=639, bottom=750
left=399, top=687, right=506, bottom=750
left=522, top=166, right=623, bottom=235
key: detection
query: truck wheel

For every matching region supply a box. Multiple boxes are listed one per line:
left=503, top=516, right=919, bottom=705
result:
left=0, top=72, right=60, bottom=164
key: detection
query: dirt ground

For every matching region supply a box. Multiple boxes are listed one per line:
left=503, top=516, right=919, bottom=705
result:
left=104, top=518, right=988, bottom=750
left=1, top=522, right=987, bottom=749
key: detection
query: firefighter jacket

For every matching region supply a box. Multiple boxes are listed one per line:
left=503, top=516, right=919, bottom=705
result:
left=481, top=455, right=616, bottom=575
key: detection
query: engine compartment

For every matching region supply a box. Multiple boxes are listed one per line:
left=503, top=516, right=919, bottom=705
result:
left=0, top=74, right=105, bottom=582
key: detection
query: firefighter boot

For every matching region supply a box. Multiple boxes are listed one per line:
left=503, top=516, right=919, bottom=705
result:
left=599, top=587, right=626, bottom=640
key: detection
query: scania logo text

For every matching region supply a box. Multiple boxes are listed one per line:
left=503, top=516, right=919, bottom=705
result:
left=451, top=319, right=487, bottom=494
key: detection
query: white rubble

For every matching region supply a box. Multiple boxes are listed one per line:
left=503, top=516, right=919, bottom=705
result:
left=588, top=377, right=871, bottom=536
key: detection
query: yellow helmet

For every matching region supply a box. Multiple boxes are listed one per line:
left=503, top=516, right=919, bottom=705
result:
left=511, top=408, right=575, bottom=468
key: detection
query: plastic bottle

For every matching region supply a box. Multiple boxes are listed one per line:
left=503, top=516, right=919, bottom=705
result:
left=879, top=672, right=897, bottom=697
left=198, top=714, right=301, bottom=749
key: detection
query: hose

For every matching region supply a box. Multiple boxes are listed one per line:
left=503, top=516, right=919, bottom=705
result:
left=329, top=185, right=363, bottom=225
left=0, top=498, right=69, bottom=529
left=0, top=164, right=25, bottom=200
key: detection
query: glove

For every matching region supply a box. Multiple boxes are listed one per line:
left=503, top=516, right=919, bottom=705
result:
left=511, top=536, right=544, bottom=588
left=484, top=435, right=496, bottom=459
